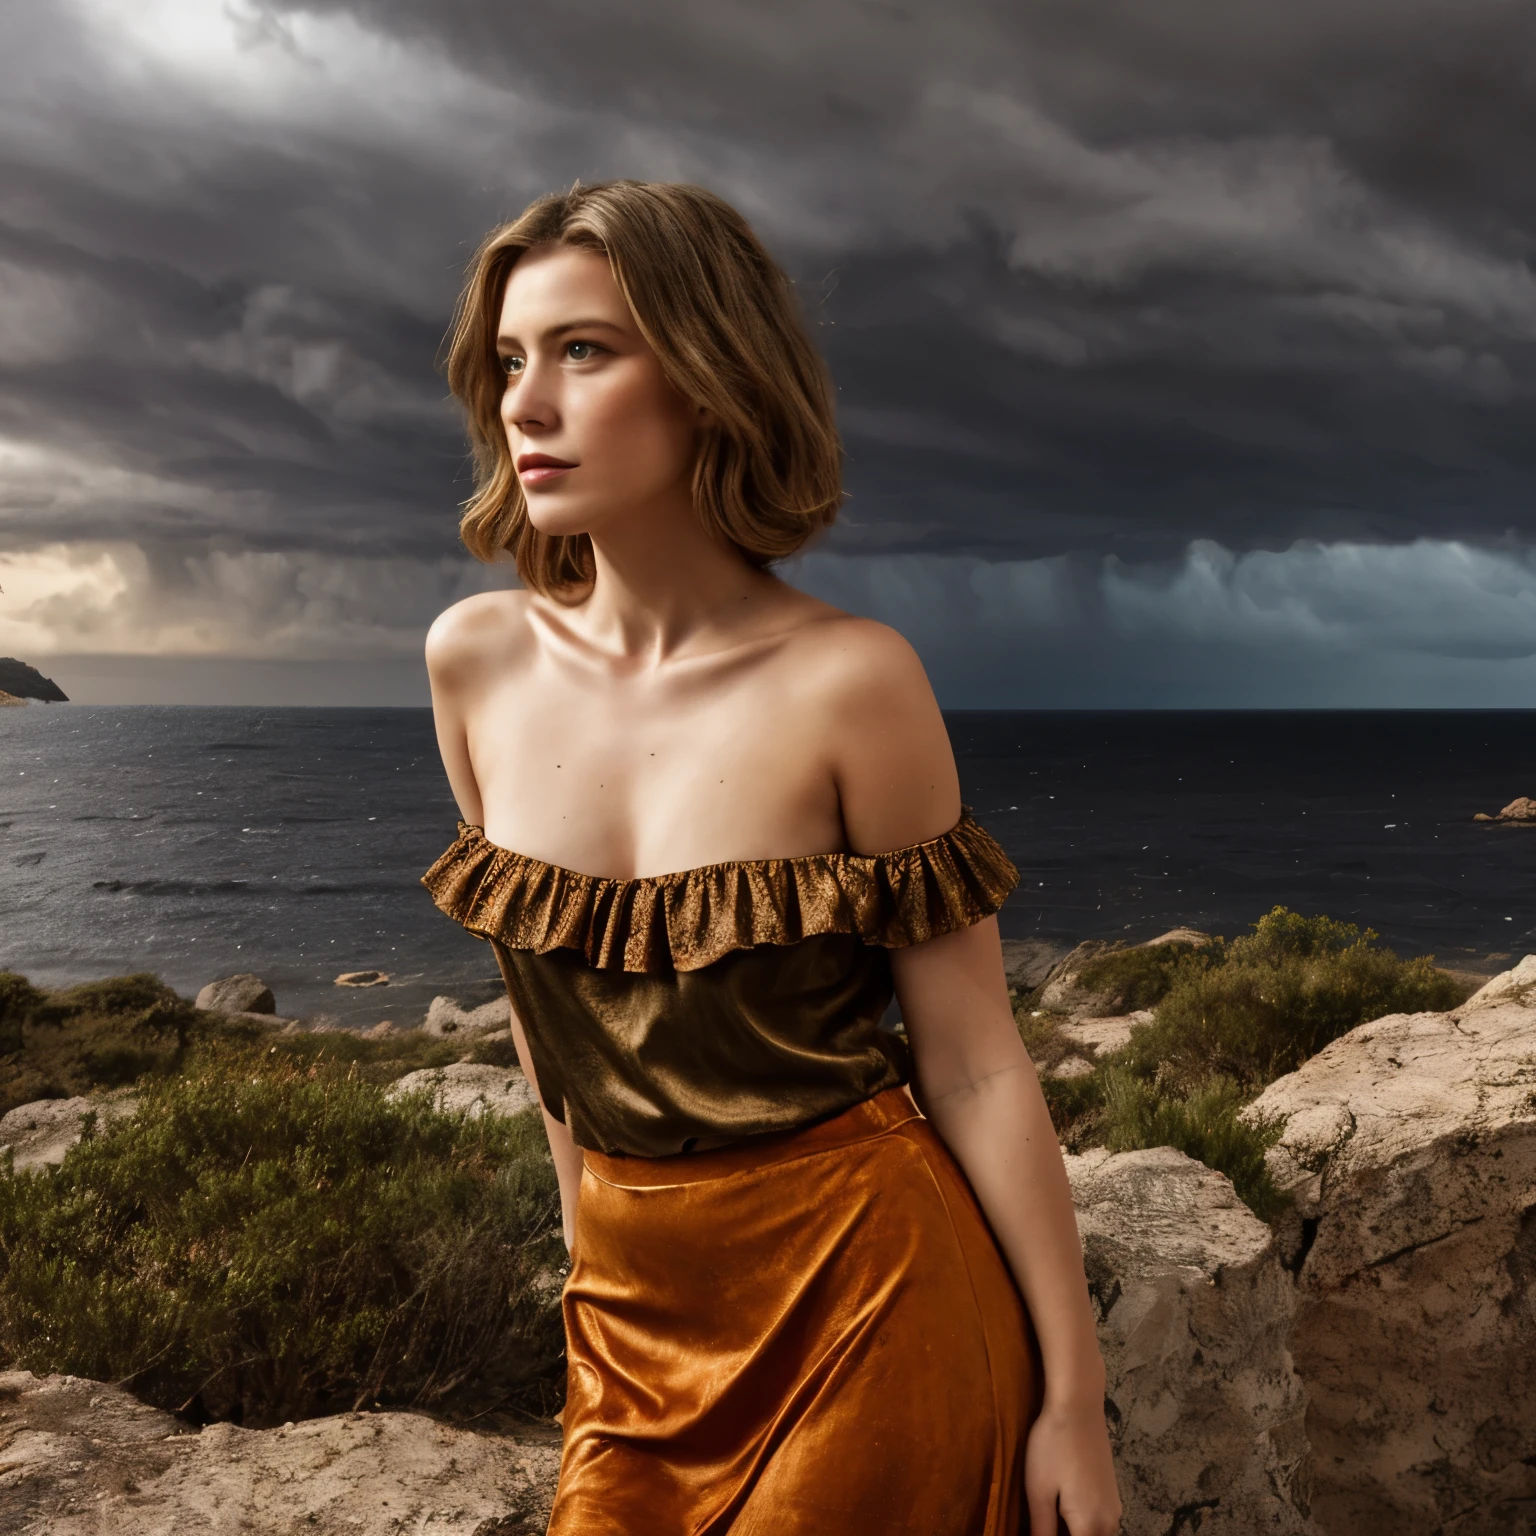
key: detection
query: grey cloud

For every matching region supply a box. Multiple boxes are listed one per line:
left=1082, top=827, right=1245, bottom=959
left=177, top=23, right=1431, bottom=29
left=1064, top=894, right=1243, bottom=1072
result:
left=2, top=0, right=1535, bottom=699
left=787, top=537, right=1536, bottom=705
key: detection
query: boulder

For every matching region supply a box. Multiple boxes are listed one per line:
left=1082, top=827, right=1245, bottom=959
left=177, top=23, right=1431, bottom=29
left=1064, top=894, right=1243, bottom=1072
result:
left=1037, top=939, right=1119, bottom=1016
left=195, top=973, right=276, bottom=1015
left=335, top=970, right=389, bottom=987
left=0, top=1369, right=560, bottom=1534
left=1048, top=1054, right=1096, bottom=1080
left=0, top=690, right=26, bottom=706
left=1246, top=956, right=1536, bottom=1534
left=1034, top=1010, right=1155, bottom=1081
left=386, top=1062, right=536, bottom=1120
left=1496, top=796, right=1536, bottom=821
left=1000, top=938, right=1072, bottom=994
left=1059, top=1009, right=1153, bottom=1059
left=0, top=1092, right=139, bottom=1170
left=1066, top=1146, right=1315, bottom=1535
left=424, top=994, right=512, bottom=1039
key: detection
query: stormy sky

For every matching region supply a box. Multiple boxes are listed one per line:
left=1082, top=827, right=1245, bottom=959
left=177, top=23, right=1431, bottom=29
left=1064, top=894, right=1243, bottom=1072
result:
left=2, top=0, right=1535, bottom=706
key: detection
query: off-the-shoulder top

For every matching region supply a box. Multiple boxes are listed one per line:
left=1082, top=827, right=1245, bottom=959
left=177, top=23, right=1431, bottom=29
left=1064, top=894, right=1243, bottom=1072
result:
left=420, top=809, right=1018, bottom=1158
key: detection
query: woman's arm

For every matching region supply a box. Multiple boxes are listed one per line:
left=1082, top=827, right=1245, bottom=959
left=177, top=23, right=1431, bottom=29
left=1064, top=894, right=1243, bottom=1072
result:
left=820, top=619, right=1121, bottom=1536
left=891, top=921, right=1120, bottom=1536
left=425, top=598, right=585, bottom=1251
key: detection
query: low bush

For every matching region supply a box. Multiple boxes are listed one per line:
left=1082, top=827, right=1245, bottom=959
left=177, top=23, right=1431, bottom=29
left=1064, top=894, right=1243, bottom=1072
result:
left=1015, top=1010, right=1078, bottom=1078
left=1073, top=939, right=1214, bottom=1014
left=1099, top=1069, right=1287, bottom=1220
left=1118, top=908, right=1466, bottom=1095
left=0, top=972, right=483, bottom=1117
left=1032, top=908, right=1471, bottom=1219
left=0, top=1040, right=565, bottom=1427
left=0, top=972, right=204, bottom=1117
left=214, top=1011, right=470, bottom=1084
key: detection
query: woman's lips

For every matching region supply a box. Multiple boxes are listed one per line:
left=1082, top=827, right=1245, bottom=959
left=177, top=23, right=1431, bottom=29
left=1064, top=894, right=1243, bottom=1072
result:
left=520, top=464, right=573, bottom=485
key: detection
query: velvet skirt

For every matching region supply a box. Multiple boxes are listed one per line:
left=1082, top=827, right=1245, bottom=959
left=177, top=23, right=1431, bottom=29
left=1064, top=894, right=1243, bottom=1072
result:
left=548, top=1085, right=1041, bottom=1535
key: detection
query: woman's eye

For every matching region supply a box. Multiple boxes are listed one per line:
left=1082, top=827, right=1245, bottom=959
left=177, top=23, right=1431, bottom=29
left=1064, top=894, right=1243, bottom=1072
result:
left=566, top=341, right=598, bottom=361
left=500, top=354, right=524, bottom=375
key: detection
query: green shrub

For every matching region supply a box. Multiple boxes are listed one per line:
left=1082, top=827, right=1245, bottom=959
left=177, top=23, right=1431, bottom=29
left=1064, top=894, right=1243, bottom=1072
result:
left=1015, top=1008, right=1077, bottom=1076
left=1039, top=908, right=1470, bottom=1221
left=0, top=1041, right=565, bottom=1427
left=0, top=974, right=45, bottom=1056
left=0, top=972, right=204, bottom=1116
left=216, top=1013, right=469, bottom=1084
left=1099, top=1069, right=1286, bottom=1220
left=1040, top=1071, right=1106, bottom=1152
left=0, top=970, right=486, bottom=1118
left=465, top=1031, right=523, bottom=1069
left=1073, top=939, right=1214, bottom=1013
left=1119, top=908, right=1466, bottom=1094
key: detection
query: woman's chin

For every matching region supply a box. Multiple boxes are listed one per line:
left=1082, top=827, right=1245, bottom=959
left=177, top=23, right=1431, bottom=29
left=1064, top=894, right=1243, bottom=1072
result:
left=524, top=502, right=598, bottom=540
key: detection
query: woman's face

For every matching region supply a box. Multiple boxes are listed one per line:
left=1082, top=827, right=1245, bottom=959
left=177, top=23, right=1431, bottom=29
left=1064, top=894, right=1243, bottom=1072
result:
left=496, top=243, right=703, bottom=539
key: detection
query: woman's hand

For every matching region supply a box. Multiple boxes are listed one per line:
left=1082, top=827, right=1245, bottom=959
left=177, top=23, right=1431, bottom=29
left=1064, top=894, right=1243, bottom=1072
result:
left=1025, top=1394, right=1123, bottom=1536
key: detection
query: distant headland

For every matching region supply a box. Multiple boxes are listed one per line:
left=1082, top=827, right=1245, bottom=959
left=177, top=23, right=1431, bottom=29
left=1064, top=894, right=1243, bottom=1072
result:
left=0, top=658, right=68, bottom=702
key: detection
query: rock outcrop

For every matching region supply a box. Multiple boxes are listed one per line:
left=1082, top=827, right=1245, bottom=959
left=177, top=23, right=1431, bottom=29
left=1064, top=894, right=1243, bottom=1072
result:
left=1067, top=1146, right=1315, bottom=1535
left=1057, top=1010, right=1152, bottom=1061
left=0, top=658, right=67, bottom=702
left=0, top=1091, right=139, bottom=1170
left=1037, top=930, right=1212, bottom=1019
left=1000, top=938, right=1071, bottom=994
left=1037, top=938, right=1119, bottom=1016
left=0, top=1369, right=560, bottom=1535
left=0, top=690, right=26, bottom=706
left=386, top=1062, right=537, bottom=1120
left=1474, top=796, right=1536, bottom=822
left=195, top=972, right=277, bottom=1015
left=1247, top=957, right=1536, bottom=1535
left=424, top=994, right=512, bottom=1039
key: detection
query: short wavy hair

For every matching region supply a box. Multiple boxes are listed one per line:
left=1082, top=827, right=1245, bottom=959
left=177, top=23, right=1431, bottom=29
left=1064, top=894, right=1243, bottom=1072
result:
left=443, top=180, right=845, bottom=599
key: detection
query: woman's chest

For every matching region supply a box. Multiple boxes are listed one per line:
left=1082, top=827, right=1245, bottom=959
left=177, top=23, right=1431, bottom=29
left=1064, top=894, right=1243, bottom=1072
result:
left=467, top=675, right=846, bottom=879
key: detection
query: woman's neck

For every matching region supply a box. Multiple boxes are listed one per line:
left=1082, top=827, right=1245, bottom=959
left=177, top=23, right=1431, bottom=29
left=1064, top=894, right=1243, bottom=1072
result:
left=572, top=498, right=778, bottom=664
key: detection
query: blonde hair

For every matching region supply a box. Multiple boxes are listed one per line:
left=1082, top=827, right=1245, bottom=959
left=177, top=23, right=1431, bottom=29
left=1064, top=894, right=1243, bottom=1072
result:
left=443, top=180, right=844, bottom=598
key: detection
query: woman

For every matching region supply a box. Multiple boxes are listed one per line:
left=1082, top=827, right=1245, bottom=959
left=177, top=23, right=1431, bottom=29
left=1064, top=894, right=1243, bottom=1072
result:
left=420, top=180, right=1120, bottom=1536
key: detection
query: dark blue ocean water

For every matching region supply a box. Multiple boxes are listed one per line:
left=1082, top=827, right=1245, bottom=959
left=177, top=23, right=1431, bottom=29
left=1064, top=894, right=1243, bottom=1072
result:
left=3, top=706, right=1532, bottom=1025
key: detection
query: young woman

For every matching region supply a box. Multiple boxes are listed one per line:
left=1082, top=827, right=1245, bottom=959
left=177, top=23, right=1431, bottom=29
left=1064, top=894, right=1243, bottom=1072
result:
left=421, top=180, right=1121, bottom=1536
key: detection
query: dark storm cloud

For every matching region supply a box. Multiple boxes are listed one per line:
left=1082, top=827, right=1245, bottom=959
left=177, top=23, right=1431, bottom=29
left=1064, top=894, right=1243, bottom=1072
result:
left=2, top=0, right=1536, bottom=695
left=253, top=0, right=1536, bottom=555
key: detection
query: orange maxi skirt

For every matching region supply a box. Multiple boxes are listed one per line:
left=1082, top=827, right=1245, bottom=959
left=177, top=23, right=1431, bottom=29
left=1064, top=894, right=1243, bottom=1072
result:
left=549, top=1086, right=1041, bottom=1535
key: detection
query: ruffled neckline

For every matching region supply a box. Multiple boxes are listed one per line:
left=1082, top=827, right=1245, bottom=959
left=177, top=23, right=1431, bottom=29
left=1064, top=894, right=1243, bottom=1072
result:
left=420, top=807, right=1019, bottom=974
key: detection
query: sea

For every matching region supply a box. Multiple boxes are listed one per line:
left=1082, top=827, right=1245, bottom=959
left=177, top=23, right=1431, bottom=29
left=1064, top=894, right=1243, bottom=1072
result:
left=3, top=706, right=1533, bottom=1027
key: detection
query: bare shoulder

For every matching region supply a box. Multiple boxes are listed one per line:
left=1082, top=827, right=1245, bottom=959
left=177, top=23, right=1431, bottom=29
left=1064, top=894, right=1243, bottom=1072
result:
left=424, top=588, right=534, bottom=688
left=776, top=608, right=933, bottom=720
left=780, top=611, right=961, bottom=854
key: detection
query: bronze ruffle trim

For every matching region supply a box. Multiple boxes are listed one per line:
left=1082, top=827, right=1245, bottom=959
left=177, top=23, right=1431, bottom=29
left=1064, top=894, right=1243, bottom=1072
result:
left=419, top=808, right=1019, bottom=973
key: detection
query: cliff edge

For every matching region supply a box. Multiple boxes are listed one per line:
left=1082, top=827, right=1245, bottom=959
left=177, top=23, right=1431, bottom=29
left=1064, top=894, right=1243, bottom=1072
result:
left=0, top=658, right=67, bottom=702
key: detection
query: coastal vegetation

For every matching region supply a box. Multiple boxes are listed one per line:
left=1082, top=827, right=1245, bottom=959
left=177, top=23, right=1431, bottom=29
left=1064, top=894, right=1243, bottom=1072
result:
left=0, top=911, right=1475, bottom=1425
left=0, top=978, right=564, bottom=1427
left=0, top=972, right=506, bottom=1119
left=1024, top=907, right=1469, bottom=1218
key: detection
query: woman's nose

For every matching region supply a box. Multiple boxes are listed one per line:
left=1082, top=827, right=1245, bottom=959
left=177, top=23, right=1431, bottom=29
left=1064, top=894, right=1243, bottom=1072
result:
left=504, top=358, right=559, bottom=431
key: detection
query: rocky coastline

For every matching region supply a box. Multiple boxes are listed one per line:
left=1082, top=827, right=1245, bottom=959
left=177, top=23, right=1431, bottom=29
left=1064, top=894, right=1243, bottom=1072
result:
left=2, top=942, right=1533, bottom=1534
left=0, top=659, right=68, bottom=703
